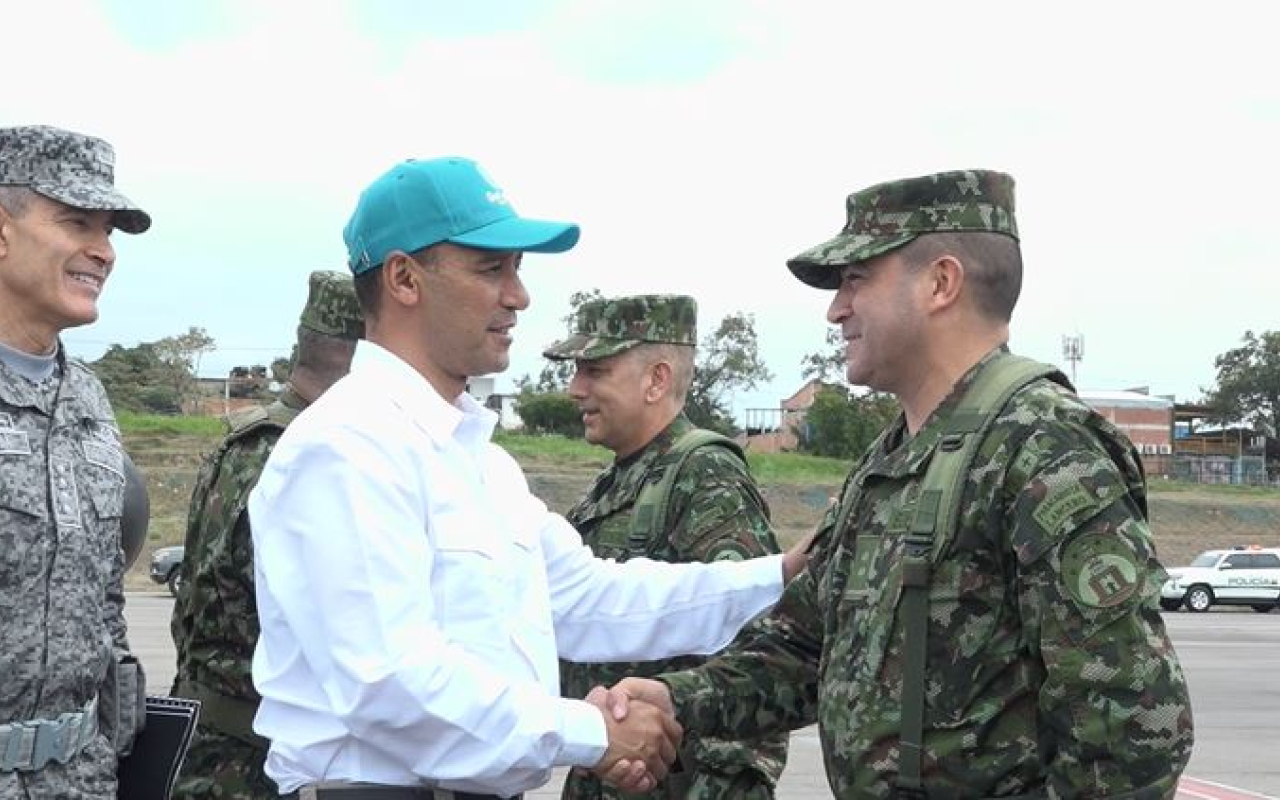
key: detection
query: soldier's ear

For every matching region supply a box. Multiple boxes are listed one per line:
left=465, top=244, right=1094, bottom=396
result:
left=0, top=206, right=11, bottom=256
left=646, top=360, right=673, bottom=403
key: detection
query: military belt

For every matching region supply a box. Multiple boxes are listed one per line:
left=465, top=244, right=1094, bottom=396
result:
left=298, top=783, right=518, bottom=800
left=0, top=695, right=99, bottom=772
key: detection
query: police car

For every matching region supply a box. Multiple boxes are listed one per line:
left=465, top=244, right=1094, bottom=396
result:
left=1160, top=546, right=1280, bottom=613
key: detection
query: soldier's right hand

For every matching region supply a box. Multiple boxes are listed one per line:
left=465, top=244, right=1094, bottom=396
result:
left=588, top=694, right=681, bottom=791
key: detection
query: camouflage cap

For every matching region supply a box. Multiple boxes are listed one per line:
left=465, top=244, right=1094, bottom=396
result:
left=297, top=270, right=364, bottom=340
left=0, top=125, right=150, bottom=234
left=543, top=294, right=697, bottom=361
left=787, top=169, right=1017, bottom=289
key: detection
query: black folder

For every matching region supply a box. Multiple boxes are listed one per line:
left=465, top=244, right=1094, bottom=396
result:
left=117, top=695, right=201, bottom=800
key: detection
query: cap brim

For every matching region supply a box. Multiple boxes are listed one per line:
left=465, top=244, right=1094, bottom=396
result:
left=542, top=334, right=640, bottom=362
left=449, top=216, right=579, bottom=253
left=34, top=183, right=151, bottom=234
left=786, top=232, right=917, bottom=289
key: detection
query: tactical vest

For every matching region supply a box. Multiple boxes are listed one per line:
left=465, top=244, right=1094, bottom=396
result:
left=831, top=353, right=1143, bottom=799
left=626, top=428, right=746, bottom=559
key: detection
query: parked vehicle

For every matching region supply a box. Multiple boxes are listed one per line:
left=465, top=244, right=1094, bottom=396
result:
left=1161, top=546, right=1280, bottom=613
left=149, top=545, right=185, bottom=597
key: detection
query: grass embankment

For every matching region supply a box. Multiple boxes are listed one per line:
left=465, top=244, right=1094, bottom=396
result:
left=119, top=414, right=1280, bottom=589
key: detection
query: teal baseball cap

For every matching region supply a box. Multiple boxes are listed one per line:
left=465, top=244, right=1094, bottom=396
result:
left=342, top=156, right=580, bottom=274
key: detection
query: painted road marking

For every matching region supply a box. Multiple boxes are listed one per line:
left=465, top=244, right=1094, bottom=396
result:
left=1178, top=776, right=1277, bottom=799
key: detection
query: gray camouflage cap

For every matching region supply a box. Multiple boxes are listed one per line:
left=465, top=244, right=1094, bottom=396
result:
left=297, top=270, right=364, bottom=340
left=543, top=294, right=697, bottom=361
left=787, top=169, right=1017, bottom=289
left=0, top=125, right=150, bottom=234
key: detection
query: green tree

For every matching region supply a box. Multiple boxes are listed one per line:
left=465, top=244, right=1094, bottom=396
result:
left=801, top=328, right=847, bottom=384
left=517, top=288, right=605, bottom=393
left=515, top=391, right=583, bottom=437
left=685, top=312, right=773, bottom=435
left=92, top=342, right=185, bottom=413
left=152, top=326, right=217, bottom=412
left=1206, top=330, right=1280, bottom=435
left=800, top=386, right=899, bottom=459
left=271, top=348, right=296, bottom=384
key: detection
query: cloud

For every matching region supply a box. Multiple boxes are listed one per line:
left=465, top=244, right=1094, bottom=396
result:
left=5, top=0, right=1279, bottom=415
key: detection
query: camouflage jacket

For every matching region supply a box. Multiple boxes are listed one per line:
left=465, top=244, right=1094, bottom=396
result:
left=170, top=392, right=304, bottom=723
left=662, top=349, right=1194, bottom=799
left=560, top=415, right=788, bottom=797
left=0, top=350, right=135, bottom=797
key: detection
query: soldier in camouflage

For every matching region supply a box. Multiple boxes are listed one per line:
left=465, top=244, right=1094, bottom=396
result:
left=543, top=295, right=788, bottom=800
left=611, top=171, right=1194, bottom=798
left=0, top=125, right=151, bottom=798
left=169, top=271, right=364, bottom=799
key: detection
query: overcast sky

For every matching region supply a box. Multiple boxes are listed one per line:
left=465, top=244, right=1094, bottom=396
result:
left=5, top=0, right=1278, bottom=420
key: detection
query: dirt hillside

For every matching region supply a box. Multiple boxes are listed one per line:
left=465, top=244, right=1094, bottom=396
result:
left=123, top=433, right=1280, bottom=589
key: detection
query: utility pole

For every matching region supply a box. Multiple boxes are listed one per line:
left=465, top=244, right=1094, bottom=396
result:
left=1061, top=334, right=1084, bottom=385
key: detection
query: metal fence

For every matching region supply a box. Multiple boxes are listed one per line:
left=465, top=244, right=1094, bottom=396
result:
left=1145, top=454, right=1273, bottom=486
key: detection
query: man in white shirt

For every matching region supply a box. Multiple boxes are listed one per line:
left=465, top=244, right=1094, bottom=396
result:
left=248, top=157, right=807, bottom=800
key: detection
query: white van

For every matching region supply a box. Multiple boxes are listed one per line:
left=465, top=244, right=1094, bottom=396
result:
left=1161, top=546, right=1280, bottom=612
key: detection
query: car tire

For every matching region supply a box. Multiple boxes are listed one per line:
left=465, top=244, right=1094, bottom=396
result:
left=1252, top=604, right=1274, bottom=613
left=168, top=569, right=183, bottom=598
left=1159, top=598, right=1183, bottom=612
left=1184, top=585, right=1213, bottom=613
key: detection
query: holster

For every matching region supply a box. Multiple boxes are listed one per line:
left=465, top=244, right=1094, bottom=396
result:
left=98, top=651, right=146, bottom=756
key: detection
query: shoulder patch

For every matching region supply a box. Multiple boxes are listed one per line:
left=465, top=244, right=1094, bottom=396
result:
left=1060, top=532, right=1140, bottom=608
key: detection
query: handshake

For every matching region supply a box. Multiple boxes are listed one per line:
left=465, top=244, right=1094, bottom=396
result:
left=584, top=678, right=679, bottom=794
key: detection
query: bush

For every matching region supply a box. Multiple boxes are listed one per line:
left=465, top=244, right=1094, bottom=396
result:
left=516, top=392, right=583, bottom=438
left=801, top=387, right=898, bottom=460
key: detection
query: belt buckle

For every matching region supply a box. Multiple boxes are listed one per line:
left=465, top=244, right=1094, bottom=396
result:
left=30, top=717, right=68, bottom=770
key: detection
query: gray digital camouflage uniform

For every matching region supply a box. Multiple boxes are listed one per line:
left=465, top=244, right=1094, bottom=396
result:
left=1, top=124, right=148, bottom=800
left=547, top=295, right=787, bottom=800
left=0, top=354, right=140, bottom=799
left=169, top=271, right=363, bottom=800
left=660, top=169, right=1193, bottom=798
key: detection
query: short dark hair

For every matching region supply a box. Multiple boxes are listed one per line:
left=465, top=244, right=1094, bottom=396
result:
left=896, top=231, right=1022, bottom=321
left=633, top=342, right=695, bottom=406
left=353, top=245, right=443, bottom=320
left=353, top=267, right=382, bottom=318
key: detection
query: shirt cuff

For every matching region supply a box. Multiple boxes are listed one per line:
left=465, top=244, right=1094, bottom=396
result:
left=557, top=698, right=608, bottom=768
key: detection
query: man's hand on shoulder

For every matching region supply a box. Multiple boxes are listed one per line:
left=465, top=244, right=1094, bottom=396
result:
left=782, top=524, right=824, bottom=584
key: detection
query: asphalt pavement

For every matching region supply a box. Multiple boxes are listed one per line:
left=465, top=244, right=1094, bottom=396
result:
left=125, top=595, right=1279, bottom=798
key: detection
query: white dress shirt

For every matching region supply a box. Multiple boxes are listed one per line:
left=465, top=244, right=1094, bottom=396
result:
left=248, top=341, right=784, bottom=797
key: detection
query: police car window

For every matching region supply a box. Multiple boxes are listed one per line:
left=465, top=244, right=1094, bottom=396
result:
left=1190, top=553, right=1219, bottom=567
left=1224, top=554, right=1251, bottom=568
left=1254, top=553, right=1280, bottom=569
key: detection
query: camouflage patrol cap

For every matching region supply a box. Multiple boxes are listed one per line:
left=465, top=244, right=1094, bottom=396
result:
left=297, top=270, right=364, bottom=340
left=787, top=169, right=1017, bottom=289
left=0, top=125, right=151, bottom=234
left=543, top=294, right=697, bottom=361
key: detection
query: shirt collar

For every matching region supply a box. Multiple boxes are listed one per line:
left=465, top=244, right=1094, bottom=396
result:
left=349, top=340, right=498, bottom=449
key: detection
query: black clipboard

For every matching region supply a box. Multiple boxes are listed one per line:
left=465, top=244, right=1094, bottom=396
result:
left=117, top=695, right=201, bottom=800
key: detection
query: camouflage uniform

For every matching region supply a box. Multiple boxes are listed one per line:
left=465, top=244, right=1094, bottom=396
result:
left=0, top=125, right=149, bottom=799
left=169, top=272, right=363, bottom=800
left=545, top=296, right=788, bottom=800
left=660, top=172, right=1194, bottom=798
left=0, top=353, right=142, bottom=799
